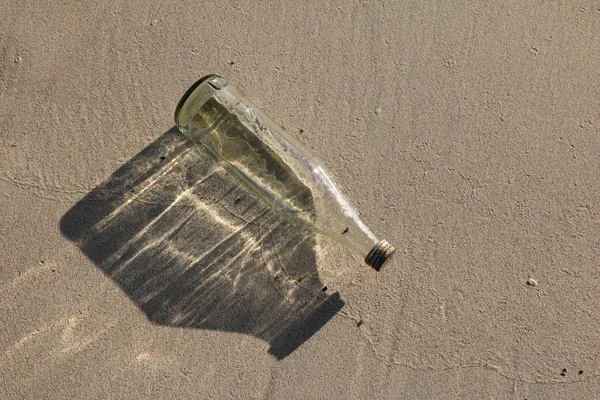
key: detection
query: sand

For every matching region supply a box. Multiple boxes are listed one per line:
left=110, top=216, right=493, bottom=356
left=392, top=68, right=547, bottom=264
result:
left=1, top=1, right=599, bottom=398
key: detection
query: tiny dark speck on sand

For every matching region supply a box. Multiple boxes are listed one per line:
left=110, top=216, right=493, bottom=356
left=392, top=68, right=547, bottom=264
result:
left=560, top=368, right=567, bottom=377
left=342, top=227, right=349, bottom=234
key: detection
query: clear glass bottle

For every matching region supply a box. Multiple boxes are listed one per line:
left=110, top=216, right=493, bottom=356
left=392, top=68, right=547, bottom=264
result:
left=175, top=74, right=395, bottom=270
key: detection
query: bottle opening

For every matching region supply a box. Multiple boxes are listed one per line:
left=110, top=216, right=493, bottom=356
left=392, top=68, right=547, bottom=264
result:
left=365, top=240, right=395, bottom=271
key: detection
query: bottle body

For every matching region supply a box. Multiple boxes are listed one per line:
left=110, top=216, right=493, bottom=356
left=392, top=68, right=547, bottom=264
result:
left=175, top=75, right=394, bottom=269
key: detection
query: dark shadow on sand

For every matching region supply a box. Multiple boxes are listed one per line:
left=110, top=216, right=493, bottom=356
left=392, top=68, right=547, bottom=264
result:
left=60, top=127, right=344, bottom=359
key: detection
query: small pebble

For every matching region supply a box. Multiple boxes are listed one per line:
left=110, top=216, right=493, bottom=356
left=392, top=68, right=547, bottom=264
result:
left=526, top=278, right=538, bottom=287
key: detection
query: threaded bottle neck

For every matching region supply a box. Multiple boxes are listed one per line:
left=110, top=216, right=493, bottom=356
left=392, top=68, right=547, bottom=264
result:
left=365, top=240, right=395, bottom=271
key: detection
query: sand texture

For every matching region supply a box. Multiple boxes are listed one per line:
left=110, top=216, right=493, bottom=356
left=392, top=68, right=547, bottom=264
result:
left=1, top=1, right=599, bottom=399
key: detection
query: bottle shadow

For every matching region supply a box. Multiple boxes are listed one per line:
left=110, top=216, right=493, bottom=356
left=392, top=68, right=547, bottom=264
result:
left=59, top=127, right=344, bottom=359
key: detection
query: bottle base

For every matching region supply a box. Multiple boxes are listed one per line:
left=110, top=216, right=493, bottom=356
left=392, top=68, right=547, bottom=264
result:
left=174, top=74, right=220, bottom=124
left=365, top=240, right=395, bottom=271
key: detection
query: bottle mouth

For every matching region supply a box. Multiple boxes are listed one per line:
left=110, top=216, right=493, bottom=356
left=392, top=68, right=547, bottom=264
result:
left=174, top=74, right=220, bottom=124
left=365, top=240, right=395, bottom=271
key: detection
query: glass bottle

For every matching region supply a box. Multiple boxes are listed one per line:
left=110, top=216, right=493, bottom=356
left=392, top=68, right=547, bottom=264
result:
left=174, top=74, right=395, bottom=270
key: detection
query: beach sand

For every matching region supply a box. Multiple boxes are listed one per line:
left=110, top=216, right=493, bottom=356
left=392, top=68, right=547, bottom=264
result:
left=1, top=1, right=599, bottom=398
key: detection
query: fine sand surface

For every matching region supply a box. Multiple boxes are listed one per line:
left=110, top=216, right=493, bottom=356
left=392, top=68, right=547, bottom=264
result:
left=1, top=1, right=599, bottom=399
